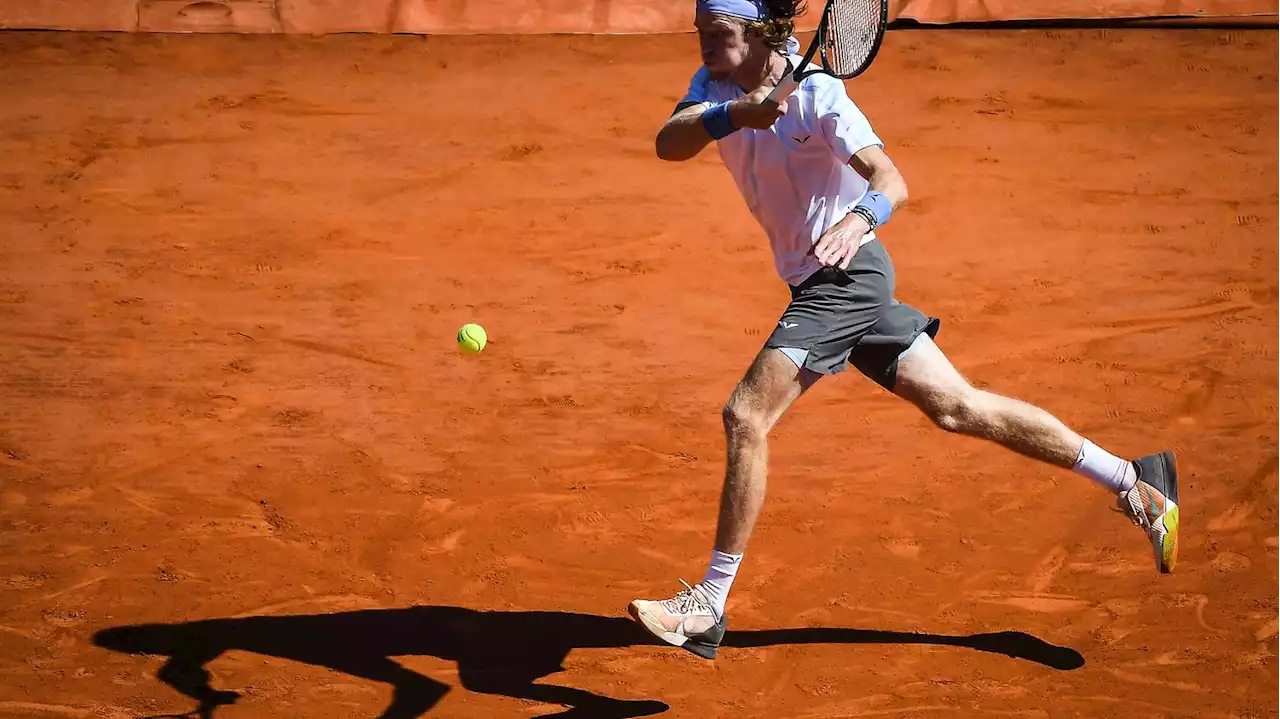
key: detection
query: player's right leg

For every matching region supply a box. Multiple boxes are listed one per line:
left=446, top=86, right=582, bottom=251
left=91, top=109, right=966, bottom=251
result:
left=628, top=346, right=821, bottom=660
left=629, top=253, right=893, bottom=659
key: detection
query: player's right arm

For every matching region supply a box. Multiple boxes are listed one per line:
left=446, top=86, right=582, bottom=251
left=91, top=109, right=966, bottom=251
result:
left=655, top=69, right=786, bottom=162
left=655, top=101, right=716, bottom=161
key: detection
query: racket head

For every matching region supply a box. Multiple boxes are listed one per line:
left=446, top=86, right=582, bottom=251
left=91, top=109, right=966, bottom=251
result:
left=763, top=0, right=834, bottom=105
left=819, top=0, right=889, bottom=79
left=765, top=0, right=885, bottom=106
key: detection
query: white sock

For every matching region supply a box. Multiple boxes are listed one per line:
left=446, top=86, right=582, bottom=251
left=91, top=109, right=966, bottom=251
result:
left=699, top=549, right=742, bottom=617
left=1073, top=439, right=1137, bottom=493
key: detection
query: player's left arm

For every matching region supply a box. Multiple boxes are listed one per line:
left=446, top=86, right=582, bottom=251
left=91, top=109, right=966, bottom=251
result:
left=848, top=145, right=908, bottom=212
left=813, top=148, right=906, bottom=269
left=813, top=83, right=910, bottom=269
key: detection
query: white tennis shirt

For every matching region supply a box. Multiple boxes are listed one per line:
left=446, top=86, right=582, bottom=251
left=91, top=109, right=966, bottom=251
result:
left=680, top=54, right=884, bottom=286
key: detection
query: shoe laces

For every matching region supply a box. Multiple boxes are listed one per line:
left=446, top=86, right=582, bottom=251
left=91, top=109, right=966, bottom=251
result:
left=660, top=579, right=712, bottom=615
left=1118, top=483, right=1155, bottom=529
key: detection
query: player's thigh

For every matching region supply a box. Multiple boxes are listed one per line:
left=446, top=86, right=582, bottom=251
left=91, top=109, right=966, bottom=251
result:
left=765, top=245, right=896, bottom=380
left=848, top=298, right=943, bottom=395
left=726, top=346, right=822, bottom=431
left=890, top=332, right=972, bottom=417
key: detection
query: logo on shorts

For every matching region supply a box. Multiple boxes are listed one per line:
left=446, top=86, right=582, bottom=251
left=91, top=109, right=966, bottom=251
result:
left=779, top=321, right=798, bottom=329
left=793, top=135, right=811, bottom=144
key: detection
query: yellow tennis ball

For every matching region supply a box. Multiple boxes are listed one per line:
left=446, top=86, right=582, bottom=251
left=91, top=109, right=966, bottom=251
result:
left=456, top=323, right=487, bottom=354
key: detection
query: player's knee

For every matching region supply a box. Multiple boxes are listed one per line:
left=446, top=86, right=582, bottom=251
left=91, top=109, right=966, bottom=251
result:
left=926, top=388, right=985, bottom=435
left=722, top=397, right=769, bottom=439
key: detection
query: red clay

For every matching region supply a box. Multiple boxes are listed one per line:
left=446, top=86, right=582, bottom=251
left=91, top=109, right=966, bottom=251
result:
left=1, top=0, right=1275, bottom=34
left=0, top=28, right=1276, bottom=719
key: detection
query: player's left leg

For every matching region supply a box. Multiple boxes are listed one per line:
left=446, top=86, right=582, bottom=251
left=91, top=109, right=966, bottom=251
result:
left=889, top=332, right=1179, bottom=573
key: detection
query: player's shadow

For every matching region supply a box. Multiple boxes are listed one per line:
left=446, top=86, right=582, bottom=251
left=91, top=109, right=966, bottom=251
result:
left=92, top=606, right=1084, bottom=718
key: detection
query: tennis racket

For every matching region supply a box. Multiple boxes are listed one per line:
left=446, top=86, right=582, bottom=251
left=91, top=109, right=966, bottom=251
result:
left=764, top=0, right=889, bottom=107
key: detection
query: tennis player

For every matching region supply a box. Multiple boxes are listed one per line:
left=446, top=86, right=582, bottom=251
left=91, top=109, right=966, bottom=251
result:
left=627, top=0, right=1181, bottom=660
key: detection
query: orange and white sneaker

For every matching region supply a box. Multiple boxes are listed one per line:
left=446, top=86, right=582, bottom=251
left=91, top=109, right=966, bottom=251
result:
left=1119, top=450, right=1180, bottom=573
left=627, top=579, right=726, bottom=660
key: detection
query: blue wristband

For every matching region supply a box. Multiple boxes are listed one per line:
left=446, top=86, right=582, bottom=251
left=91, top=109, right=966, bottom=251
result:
left=855, top=190, right=893, bottom=228
left=701, top=101, right=738, bottom=141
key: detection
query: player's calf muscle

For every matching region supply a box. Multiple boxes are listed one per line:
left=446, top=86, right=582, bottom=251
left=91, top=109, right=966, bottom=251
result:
left=924, top=387, right=1081, bottom=468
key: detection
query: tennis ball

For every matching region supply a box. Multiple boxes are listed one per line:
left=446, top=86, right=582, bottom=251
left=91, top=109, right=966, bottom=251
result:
left=456, top=323, right=487, bottom=354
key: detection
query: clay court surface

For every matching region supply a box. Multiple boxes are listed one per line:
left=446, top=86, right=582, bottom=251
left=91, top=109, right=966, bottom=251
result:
left=0, top=26, right=1276, bottom=719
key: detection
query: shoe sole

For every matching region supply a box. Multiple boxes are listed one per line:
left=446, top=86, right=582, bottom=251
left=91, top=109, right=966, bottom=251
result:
left=627, top=601, right=720, bottom=660
left=1154, top=450, right=1179, bottom=574
left=1161, top=504, right=1179, bottom=574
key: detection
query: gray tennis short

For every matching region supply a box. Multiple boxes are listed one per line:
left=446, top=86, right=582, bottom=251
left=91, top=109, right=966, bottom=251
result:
left=764, top=239, right=940, bottom=390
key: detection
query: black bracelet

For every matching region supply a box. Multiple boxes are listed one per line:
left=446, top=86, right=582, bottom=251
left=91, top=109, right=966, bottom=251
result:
left=852, top=206, right=879, bottom=229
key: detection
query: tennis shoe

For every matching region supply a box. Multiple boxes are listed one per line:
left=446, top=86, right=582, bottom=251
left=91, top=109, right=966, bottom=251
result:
left=627, top=579, right=725, bottom=660
left=1118, top=450, right=1180, bottom=574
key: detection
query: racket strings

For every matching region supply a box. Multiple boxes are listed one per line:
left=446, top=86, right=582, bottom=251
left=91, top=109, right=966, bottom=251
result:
left=822, top=0, right=885, bottom=76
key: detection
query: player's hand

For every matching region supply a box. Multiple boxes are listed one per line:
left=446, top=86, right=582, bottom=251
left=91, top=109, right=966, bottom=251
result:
left=728, top=86, right=787, bottom=130
left=813, top=213, right=871, bottom=270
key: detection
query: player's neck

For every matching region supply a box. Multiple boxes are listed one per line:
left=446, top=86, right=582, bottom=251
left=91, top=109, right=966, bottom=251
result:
left=734, top=49, right=787, bottom=94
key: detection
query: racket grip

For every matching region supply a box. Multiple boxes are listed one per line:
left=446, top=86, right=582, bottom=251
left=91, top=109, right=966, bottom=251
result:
left=765, top=73, right=800, bottom=106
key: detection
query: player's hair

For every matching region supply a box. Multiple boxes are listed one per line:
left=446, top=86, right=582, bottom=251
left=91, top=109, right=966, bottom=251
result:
left=744, top=1, right=808, bottom=51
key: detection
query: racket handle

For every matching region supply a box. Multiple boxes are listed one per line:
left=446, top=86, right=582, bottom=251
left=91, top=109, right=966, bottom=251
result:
left=764, top=73, right=800, bottom=107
